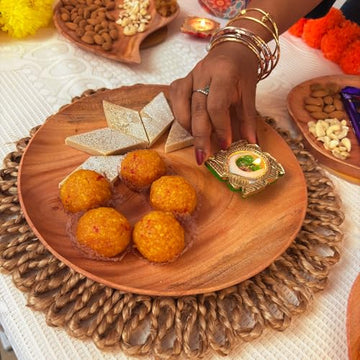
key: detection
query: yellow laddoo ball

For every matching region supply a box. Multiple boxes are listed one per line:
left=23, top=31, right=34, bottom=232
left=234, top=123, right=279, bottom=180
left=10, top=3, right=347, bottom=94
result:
left=120, top=149, right=166, bottom=191
left=133, top=210, right=185, bottom=263
left=60, top=169, right=111, bottom=213
left=150, top=175, right=197, bottom=215
left=76, top=207, right=131, bottom=257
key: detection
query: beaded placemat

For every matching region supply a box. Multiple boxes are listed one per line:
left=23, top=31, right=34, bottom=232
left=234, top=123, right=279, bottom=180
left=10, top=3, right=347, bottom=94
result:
left=0, top=90, right=344, bottom=359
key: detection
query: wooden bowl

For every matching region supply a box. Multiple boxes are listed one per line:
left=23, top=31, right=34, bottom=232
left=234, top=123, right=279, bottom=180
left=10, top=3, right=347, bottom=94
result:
left=347, top=274, right=360, bottom=360
left=53, top=0, right=180, bottom=64
left=287, top=75, right=360, bottom=183
left=18, top=84, right=307, bottom=296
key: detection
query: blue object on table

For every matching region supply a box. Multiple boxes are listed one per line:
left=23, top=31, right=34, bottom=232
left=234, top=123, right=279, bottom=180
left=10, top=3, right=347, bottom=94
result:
left=341, top=86, right=360, bottom=145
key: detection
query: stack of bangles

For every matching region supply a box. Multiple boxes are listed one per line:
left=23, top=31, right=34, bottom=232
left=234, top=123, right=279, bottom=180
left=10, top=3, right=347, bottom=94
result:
left=208, top=8, right=280, bottom=81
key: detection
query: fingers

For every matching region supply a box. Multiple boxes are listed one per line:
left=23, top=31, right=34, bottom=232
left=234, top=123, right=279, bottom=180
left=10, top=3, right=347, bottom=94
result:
left=206, top=79, right=235, bottom=150
left=236, top=80, right=257, bottom=144
left=169, top=75, right=192, bottom=131
left=191, top=89, right=212, bottom=165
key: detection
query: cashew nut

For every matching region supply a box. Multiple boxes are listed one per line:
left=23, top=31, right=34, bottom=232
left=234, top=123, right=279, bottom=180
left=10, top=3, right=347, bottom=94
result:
left=326, top=124, right=340, bottom=139
left=117, top=0, right=151, bottom=36
left=307, top=117, right=352, bottom=160
left=341, top=138, right=351, bottom=152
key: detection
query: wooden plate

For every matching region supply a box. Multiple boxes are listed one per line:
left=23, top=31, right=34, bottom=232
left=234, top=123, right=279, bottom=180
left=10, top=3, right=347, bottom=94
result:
left=53, top=0, right=179, bottom=64
left=18, top=84, right=307, bottom=296
left=347, top=274, right=360, bottom=360
left=287, top=75, right=360, bottom=183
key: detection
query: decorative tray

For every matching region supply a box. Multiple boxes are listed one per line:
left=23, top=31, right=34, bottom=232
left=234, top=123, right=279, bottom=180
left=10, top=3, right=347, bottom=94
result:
left=53, top=0, right=179, bottom=64
left=18, top=84, right=307, bottom=296
left=287, top=75, right=360, bottom=183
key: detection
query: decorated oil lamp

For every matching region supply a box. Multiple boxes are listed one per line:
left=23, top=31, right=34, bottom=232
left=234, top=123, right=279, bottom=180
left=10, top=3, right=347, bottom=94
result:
left=205, top=140, right=285, bottom=197
left=180, top=16, right=220, bottom=38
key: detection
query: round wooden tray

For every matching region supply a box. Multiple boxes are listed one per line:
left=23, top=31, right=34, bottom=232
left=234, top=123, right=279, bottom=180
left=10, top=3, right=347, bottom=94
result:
left=18, top=84, right=307, bottom=296
left=287, top=75, right=360, bottom=183
left=53, top=0, right=179, bottom=64
left=347, top=274, right=360, bottom=360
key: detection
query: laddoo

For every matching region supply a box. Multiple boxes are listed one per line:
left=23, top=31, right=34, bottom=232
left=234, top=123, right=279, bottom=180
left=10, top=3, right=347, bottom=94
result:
left=133, top=210, right=185, bottom=263
left=76, top=207, right=131, bottom=257
left=60, top=169, right=112, bottom=213
left=150, top=175, right=197, bottom=215
left=120, top=149, right=166, bottom=191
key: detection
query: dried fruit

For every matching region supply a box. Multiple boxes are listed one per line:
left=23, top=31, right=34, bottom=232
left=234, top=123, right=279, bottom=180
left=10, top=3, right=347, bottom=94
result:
left=59, top=0, right=118, bottom=51
left=307, top=118, right=351, bottom=160
left=117, top=0, right=151, bottom=36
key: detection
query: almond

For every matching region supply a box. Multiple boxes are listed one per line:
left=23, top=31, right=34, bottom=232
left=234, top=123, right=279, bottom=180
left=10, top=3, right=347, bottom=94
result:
left=109, top=29, right=118, bottom=40
left=333, top=98, right=344, bottom=111
left=94, top=34, right=104, bottom=45
left=310, top=111, right=328, bottom=120
left=102, top=42, right=112, bottom=51
left=323, top=95, right=334, bottom=105
left=311, top=89, right=330, bottom=98
left=323, top=105, right=336, bottom=113
left=65, top=22, right=78, bottom=31
left=76, top=27, right=85, bottom=37
left=304, top=96, right=323, bottom=106
left=61, top=13, right=70, bottom=21
left=328, top=110, right=346, bottom=119
left=81, top=34, right=95, bottom=44
left=305, top=105, right=322, bottom=113
left=101, top=32, right=111, bottom=42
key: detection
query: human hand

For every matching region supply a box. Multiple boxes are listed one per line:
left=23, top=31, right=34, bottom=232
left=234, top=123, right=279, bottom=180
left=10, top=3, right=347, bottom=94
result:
left=169, top=42, right=259, bottom=165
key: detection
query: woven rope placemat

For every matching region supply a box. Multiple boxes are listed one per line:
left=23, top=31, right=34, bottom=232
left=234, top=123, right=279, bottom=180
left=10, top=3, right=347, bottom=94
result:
left=0, top=90, right=344, bottom=359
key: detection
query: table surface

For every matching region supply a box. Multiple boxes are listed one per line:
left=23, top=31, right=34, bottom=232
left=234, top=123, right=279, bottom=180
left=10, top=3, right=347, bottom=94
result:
left=0, top=1, right=359, bottom=360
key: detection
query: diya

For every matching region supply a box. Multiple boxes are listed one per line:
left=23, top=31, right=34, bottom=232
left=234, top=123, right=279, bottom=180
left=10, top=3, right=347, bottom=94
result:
left=180, top=16, right=220, bottom=38
left=205, top=140, right=285, bottom=197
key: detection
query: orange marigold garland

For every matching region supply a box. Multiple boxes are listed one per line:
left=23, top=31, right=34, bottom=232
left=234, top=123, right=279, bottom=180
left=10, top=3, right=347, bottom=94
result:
left=339, top=39, right=360, bottom=75
left=302, top=7, right=345, bottom=48
left=288, top=7, right=360, bottom=75
left=321, top=20, right=360, bottom=64
left=288, top=18, right=308, bottom=37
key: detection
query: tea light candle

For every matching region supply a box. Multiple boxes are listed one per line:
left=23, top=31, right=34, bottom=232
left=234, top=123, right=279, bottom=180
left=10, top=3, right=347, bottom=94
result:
left=180, top=16, right=220, bottom=38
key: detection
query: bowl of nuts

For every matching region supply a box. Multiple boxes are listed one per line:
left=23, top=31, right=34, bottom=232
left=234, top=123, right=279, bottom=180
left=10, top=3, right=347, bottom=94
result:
left=53, top=0, right=180, bottom=64
left=287, top=74, right=360, bottom=183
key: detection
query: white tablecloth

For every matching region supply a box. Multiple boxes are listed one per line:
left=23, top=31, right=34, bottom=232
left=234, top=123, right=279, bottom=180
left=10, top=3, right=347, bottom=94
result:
left=0, top=1, right=359, bottom=359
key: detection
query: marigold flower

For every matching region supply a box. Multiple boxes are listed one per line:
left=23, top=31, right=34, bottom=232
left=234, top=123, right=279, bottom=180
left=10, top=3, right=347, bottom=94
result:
left=0, top=0, right=53, bottom=38
left=321, top=20, right=360, bottom=63
left=302, top=8, right=345, bottom=48
left=288, top=18, right=308, bottom=37
left=339, top=39, right=360, bottom=75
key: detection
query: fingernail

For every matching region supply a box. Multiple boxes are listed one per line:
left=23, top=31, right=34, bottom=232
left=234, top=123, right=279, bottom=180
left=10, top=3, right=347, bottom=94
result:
left=219, top=139, right=228, bottom=150
left=195, top=148, right=205, bottom=165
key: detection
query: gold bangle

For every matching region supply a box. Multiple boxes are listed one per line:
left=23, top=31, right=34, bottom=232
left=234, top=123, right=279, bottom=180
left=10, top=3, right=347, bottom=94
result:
left=228, top=15, right=278, bottom=42
left=209, top=37, right=266, bottom=81
left=228, top=8, right=279, bottom=38
left=208, top=27, right=277, bottom=80
left=226, top=8, right=280, bottom=72
left=208, top=27, right=279, bottom=81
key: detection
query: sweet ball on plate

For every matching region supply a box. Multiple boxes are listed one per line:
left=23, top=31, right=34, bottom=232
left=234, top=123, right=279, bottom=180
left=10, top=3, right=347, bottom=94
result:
left=76, top=207, right=131, bottom=257
left=120, top=149, right=166, bottom=191
left=149, top=175, right=197, bottom=215
left=59, top=169, right=112, bottom=213
left=133, top=210, right=185, bottom=263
